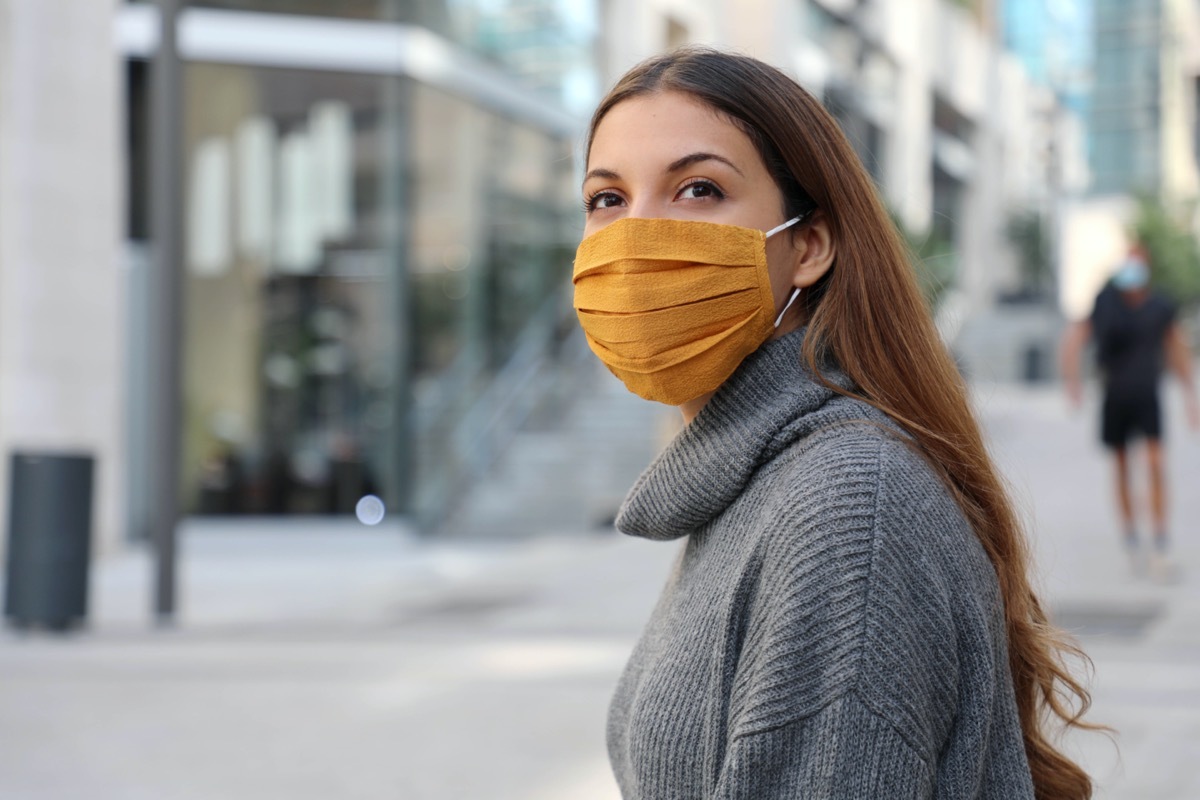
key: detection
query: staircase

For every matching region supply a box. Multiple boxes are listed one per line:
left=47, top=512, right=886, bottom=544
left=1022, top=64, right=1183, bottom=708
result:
left=443, top=356, right=672, bottom=540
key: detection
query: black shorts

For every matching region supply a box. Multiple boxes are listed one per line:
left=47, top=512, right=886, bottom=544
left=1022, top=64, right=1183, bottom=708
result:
left=1101, top=387, right=1161, bottom=448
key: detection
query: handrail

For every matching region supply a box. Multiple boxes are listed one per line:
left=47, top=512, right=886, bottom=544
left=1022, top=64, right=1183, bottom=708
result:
left=413, top=284, right=593, bottom=530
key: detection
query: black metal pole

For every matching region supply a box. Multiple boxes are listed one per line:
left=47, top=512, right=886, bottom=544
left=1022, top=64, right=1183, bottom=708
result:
left=381, top=2, right=416, bottom=527
left=148, top=0, right=183, bottom=623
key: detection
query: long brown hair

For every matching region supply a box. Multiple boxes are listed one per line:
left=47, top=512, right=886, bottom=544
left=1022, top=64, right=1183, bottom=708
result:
left=588, top=47, right=1097, bottom=799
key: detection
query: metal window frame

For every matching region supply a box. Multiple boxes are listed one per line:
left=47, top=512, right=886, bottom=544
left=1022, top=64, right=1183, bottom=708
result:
left=114, top=4, right=582, bottom=137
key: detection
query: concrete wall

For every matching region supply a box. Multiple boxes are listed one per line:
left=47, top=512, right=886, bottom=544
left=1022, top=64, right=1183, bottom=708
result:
left=0, top=0, right=124, bottom=556
left=1161, top=0, right=1200, bottom=206
left=879, top=0, right=935, bottom=234
left=1058, top=195, right=1134, bottom=321
left=597, top=0, right=723, bottom=87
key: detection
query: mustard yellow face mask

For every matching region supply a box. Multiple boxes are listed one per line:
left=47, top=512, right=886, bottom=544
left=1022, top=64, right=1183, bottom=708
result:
left=572, top=215, right=805, bottom=405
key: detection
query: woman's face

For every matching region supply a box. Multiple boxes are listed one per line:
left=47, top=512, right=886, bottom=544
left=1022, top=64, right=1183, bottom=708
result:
left=583, top=90, right=800, bottom=308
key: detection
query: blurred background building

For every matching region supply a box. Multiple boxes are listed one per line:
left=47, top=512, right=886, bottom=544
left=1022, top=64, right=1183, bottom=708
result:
left=1061, top=0, right=1200, bottom=318
left=1089, top=0, right=1198, bottom=202
left=117, top=1, right=596, bottom=542
left=0, top=0, right=1198, bottom=558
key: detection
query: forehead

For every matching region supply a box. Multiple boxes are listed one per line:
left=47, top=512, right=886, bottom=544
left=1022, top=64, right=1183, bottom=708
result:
left=587, top=91, right=763, bottom=171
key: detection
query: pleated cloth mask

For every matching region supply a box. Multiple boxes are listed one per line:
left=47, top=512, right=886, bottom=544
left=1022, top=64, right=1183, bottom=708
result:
left=572, top=215, right=803, bottom=405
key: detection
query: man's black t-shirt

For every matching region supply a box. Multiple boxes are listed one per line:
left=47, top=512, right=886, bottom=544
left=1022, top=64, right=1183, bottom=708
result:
left=1090, top=283, right=1175, bottom=395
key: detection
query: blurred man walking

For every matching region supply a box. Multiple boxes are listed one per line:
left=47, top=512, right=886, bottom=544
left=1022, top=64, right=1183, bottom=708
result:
left=1061, top=245, right=1199, bottom=580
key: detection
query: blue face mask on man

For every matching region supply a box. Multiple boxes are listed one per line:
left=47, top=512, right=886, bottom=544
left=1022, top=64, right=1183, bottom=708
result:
left=1112, top=257, right=1150, bottom=291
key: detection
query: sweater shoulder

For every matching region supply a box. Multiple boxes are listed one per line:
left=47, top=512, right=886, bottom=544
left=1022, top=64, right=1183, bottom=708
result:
left=763, top=399, right=970, bottom=556
left=731, top=409, right=994, bottom=755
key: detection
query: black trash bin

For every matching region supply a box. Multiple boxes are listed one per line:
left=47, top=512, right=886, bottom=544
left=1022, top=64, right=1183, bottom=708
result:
left=4, top=452, right=94, bottom=631
left=1023, top=343, right=1047, bottom=384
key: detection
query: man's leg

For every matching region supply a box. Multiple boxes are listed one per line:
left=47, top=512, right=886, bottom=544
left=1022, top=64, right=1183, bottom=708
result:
left=1144, top=438, right=1180, bottom=580
left=1104, top=388, right=1142, bottom=572
left=1136, top=385, right=1179, bottom=579
left=1146, top=438, right=1166, bottom=540
left=1113, top=445, right=1136, bottom=541
left=1114, top=445, right=1147, bottom=574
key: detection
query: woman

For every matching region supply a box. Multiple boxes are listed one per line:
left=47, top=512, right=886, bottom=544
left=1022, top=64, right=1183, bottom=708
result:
left=573, top=48, right=1095, bottom=798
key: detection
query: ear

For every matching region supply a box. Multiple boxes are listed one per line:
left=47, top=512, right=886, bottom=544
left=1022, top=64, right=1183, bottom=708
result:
left=788, top=212, right=836, bottom=288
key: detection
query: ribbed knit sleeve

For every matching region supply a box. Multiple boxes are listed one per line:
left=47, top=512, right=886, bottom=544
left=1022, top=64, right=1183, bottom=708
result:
left=714, top=696, right=933, bottom=798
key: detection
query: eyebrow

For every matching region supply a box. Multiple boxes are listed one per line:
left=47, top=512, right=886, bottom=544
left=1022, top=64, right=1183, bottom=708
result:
left=667, top=151, right=744, bottom=176
left=582, top=151, right=745, bottom=186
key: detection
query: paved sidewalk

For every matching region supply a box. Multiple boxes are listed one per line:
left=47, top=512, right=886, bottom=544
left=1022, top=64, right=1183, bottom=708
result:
left=974, top=380, right=1200, bottom=800
left=0, top=376, right=1197, bottom=799
left=0, top=526, right=677, bottom=800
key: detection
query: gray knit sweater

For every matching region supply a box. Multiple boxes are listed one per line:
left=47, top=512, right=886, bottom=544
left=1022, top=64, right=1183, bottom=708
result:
left=607, top=330, right=1034, bottom=799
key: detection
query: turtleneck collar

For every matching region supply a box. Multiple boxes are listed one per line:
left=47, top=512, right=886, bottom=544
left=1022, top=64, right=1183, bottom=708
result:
left=615, top=328, right=857, bottom=541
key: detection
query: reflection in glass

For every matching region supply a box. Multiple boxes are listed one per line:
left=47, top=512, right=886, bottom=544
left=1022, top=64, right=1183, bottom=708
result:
left=433, top=0, right=599, bottom=114
left=235, top=116, right=276, bottom=264
left=177, top=61, right=580, bottom=525
left=404, top=81, right=578, bottom=520
left=183, top=64, right=393, bottom=518
left=187, top=137, right=232, bottom=276
left=275, top=129, right=320, bottom=274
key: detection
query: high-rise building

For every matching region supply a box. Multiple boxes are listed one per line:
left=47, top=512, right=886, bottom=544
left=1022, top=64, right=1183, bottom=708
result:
left=1002, top=0, right=1092, bottom=114
left=1089, top=0, right=1200, bottom=201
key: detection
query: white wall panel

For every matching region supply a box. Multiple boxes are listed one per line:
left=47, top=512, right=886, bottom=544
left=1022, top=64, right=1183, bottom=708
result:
left=0, top=0, right=124, bottom=555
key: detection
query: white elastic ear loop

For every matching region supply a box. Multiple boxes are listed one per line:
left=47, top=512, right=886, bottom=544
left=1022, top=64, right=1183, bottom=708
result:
left=765, top=214, right=804, bottom=238
left=767, top=211, right=812, bottom=327
left=774, top=288, right=802, bottom=328
left=767, top=212, right=808, bottom=327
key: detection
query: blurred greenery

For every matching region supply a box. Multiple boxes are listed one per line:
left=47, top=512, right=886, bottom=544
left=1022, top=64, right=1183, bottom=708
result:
left=946, top=0, right=984, bottom=16
left=1131, top=194, right=1200, bottom=310
left=892, top=211, right=956, bottom=311
left=1003, top=209, right=1053, bottom=299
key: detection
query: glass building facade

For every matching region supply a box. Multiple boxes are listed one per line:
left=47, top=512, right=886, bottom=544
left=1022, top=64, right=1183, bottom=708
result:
left=1089, top=0, right=1163, bottom=195
left=1001, top=0, right=1092, bottom=115
left=122, top=1, right=595, bottom=530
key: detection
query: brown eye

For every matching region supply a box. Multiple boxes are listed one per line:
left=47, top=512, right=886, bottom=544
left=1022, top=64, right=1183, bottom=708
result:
left=677, top=180, right=724, bottom=201
left=584, top=191, right=624, bottom=212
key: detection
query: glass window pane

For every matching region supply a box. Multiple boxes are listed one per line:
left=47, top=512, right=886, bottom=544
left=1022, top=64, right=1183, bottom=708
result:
left=181, top=63, right=399, bottom=517
left=405, top=82, right=578, bottom=521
